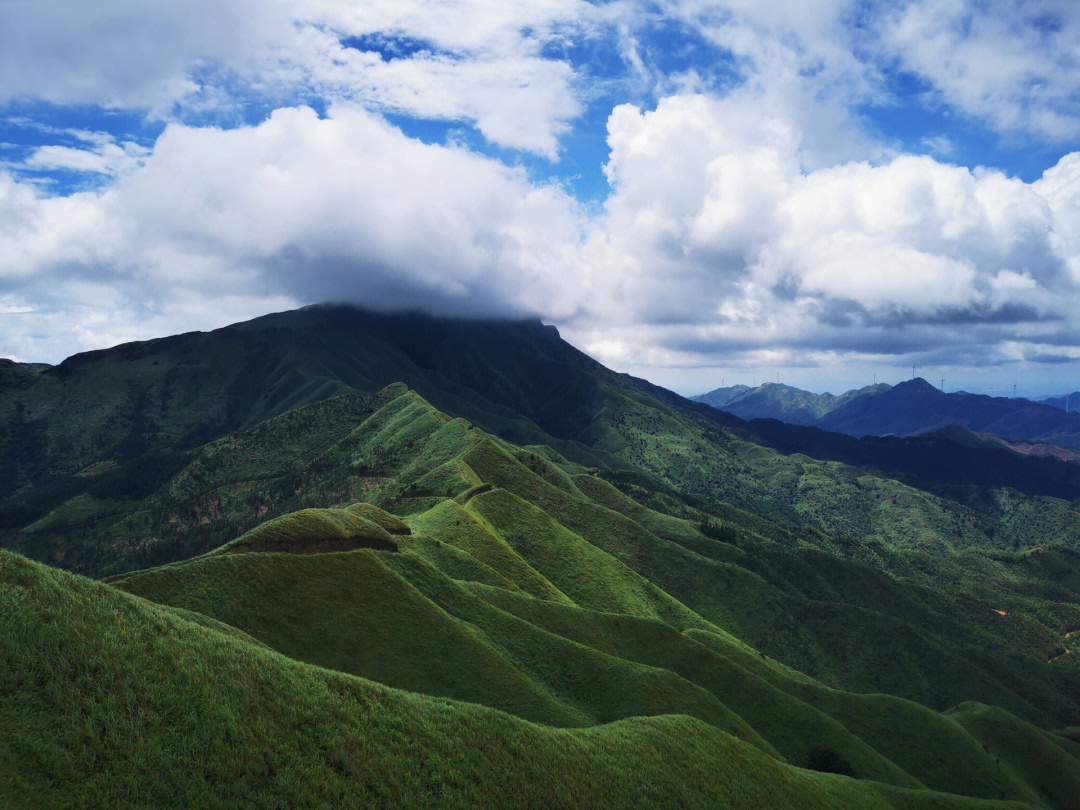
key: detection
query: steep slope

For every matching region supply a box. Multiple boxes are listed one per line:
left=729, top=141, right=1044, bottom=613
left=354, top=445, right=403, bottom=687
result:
left=107, top=537, right=1072, bottom=804
left=13, top=551, right=1045, bottom=810
left=80, top=470, right=1080, bottom=805
left=10, top=552, right=1062, bottom=810
left=6, top=306, right=1080, bottom=565
left=5, top=309, right=1080, bottom=728
left=0, top=305, right=617, bottom=506
left=5, top=335, right=1080, bottom=805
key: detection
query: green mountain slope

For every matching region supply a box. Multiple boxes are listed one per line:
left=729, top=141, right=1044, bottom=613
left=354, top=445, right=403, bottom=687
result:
left=4, top=307, right=1080, bottom=805
left=5, top=550, right=1051, bottom=810
left=7, top=379, right=1080, bottom=726
left=6, top=306, right=1080, bottom=565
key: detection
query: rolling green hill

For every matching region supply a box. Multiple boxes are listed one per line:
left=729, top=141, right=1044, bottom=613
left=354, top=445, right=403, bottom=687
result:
left=6, top=549, right=1061, bottom=810
left=4, top=306, right=1080, bottom=806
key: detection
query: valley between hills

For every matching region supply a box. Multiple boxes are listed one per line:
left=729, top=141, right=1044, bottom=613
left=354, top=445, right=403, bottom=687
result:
left=3, top=306, right=1080, bottom=808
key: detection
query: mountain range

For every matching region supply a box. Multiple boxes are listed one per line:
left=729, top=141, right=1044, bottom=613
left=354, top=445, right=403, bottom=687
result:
left=3, top=305, right=1080, bottom=808
left=695, top=379, right=1080, bottom=449
left=1039, top=393, right=1080, bottom=412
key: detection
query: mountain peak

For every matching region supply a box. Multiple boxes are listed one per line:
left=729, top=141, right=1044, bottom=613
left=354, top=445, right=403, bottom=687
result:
left=894, top=377, right=941, bottom=394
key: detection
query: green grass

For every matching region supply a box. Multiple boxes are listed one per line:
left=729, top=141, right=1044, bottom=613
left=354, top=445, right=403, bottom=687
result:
left=1, top=551, right=1052, bottom=809
left=8, top=378, right=1080, bottom=729
left=214, top=507, right=396, bottom=554
left=4, top=307, right=1080, bottom=805
left=105, top=489, right=1079, bottom=806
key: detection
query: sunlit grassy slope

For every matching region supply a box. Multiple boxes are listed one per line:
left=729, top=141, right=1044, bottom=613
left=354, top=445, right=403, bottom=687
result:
left=94, top=392, right=1079, bottom=806
left=11, top=384, right=1080, bottom=729
left=9, top=441, right=1075, bottom=807
left=5, top=550, right=1053, bottom=810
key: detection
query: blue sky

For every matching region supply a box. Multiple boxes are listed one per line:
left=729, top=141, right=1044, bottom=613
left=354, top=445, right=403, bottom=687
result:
left=2, top=1, right=1079, bottom=396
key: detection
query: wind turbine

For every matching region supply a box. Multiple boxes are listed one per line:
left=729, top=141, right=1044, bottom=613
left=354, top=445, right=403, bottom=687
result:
left=940, top=378, right=945, bottom=392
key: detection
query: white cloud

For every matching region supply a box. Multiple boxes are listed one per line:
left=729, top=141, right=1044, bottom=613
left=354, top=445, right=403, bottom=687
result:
left=562, top=92, right=1080, bottom=380
left=0, top=174, right=120, bottom=282
left=878, top=0, right=1080, bottom=141
left=0, top=104, right=587, bottom=360
left=0, top=0, right=289, bottom=110
left=646, top=1, right=1080, bottom=146
left=23, top=135, right=150, bottom=176
left=1035, top=152, right=1080, bottom=283
left=0, top=0, right=592, bottom=156
left=284, top=26, right=583, bottom=157
left=4, top=1, right=1080, bottom=391
left=6, top=91, right=1079, bottom=380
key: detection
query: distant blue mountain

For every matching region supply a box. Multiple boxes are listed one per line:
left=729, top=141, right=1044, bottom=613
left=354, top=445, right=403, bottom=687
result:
left=695, top=378, right=1080, bottom=449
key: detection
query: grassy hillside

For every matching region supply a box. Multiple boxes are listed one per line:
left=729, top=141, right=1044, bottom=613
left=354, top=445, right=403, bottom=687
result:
left=5, top=382, right=1080, bottom=727
left=4, top=307, right=1080, bottom=805
left=6, top=550, right=1055, bottom=810
left=6, top=306, right=1080, bottom=564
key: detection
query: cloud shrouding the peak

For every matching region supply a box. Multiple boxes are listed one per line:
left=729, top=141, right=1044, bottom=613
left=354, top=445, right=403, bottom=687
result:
left=0, top=105, right=587, bottom=360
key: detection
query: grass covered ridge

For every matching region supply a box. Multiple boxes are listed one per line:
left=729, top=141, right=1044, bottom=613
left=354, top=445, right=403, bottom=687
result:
left=0, top=551, right=1046, bottom=810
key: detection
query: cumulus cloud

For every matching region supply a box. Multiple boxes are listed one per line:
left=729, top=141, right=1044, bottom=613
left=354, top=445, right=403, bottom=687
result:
left=562, top=93, right=1080, bottom=382
left=3, top=91, right=1079, bottom=387
left=0, top=0, right=591, bottom=156
left=284, top=25, right=584, bottom=157
left=23, top=131, right=151, bottom=177
left=4, top=1, right=1080, bottom=393
left=0, top=0, right=289, bottom=109
left=879, top=0, right=1080, bottom=141
left=0, top=105, right=586, bottom=359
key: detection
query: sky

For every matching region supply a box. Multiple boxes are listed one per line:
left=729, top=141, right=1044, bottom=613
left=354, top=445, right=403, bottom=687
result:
left=1, top=1, right=1079, bottom=398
